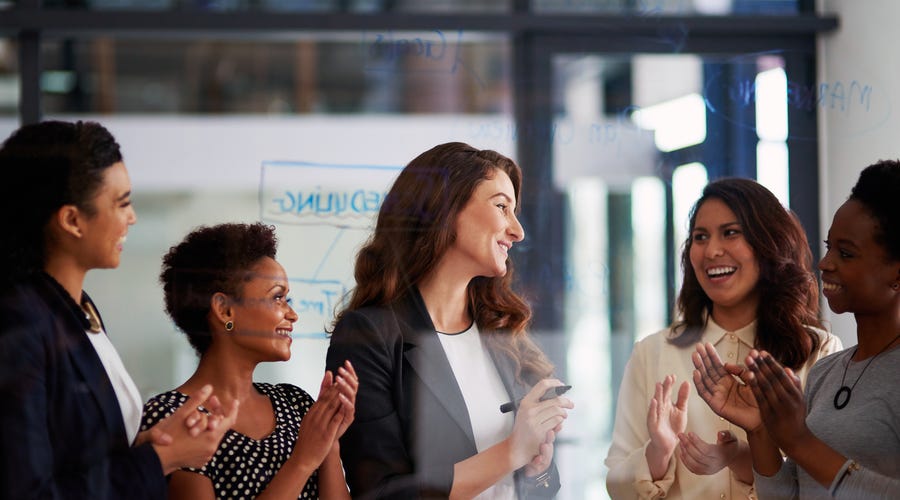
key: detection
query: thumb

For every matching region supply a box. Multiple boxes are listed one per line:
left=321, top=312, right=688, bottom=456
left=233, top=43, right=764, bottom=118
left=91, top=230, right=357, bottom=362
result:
left=149, top=426, right=173, bottom=446
left=717, top=430, right=736, bottom=445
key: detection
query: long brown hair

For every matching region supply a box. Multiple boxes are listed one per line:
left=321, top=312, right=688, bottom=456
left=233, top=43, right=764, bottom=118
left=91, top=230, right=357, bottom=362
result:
left=334, top=142, right=553, bottom=383
left=670, top=178, right=822, bottom=369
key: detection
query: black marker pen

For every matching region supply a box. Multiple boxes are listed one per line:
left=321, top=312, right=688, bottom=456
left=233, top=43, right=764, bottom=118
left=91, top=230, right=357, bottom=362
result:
left=500, top=384, right=571, bottom=413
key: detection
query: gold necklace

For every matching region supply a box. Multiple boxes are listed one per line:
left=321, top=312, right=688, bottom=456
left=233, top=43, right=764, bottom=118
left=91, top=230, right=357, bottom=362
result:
left=81, top=300, right=103, bottom=334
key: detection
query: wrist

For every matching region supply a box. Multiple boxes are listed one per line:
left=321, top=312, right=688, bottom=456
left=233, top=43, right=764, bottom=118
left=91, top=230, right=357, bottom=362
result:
left=503, top=437, right=528, bottom=470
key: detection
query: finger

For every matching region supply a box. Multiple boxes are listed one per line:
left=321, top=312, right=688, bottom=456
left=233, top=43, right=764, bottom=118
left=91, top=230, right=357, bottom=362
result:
left=703, top=343, right=729, bottom=379
left=320, top=370, right=334, bottom=394
left=784, top=367, right=802, bottom=389
left=182, top=384, right=214, bottom=414
left=149, top=426, right=173, bottom=446
left=674, top=381, right=690, bottom=410
left=339, top=361, right=359, bottom=387
left=718, top=430, right=736, bottom=445
left=760, top=353, right=804, bottom=403
left=660, top=374, right=674, bottom=402
left=692, top=366, right=716, bottom=403
left=522, top=378, right=563, bottom=406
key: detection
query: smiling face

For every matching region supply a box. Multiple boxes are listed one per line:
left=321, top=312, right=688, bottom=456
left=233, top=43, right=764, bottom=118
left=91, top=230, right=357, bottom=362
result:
left=443, top=169, right=525, bottom=280
left=688, top=197, right=761, bottom=326
left=229, top=257, right=298, bottom=362
left=819, top=199, right=900, bottom=316
left=79, top=161, right=137, bottom=270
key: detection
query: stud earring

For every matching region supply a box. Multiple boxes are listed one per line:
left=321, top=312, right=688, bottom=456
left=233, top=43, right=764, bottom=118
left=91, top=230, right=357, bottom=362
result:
left=225, top=320, right=234, bottom=331
left=892, top=282, right=900, bottom=291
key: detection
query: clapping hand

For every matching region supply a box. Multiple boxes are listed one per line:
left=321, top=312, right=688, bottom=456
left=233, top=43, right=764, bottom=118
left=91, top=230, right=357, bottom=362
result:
left=692, top=343, right=760, bottom=432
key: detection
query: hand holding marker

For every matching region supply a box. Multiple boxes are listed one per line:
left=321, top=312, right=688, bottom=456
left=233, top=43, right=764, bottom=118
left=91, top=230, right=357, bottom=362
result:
left=500, top=385, right=572, bottom=413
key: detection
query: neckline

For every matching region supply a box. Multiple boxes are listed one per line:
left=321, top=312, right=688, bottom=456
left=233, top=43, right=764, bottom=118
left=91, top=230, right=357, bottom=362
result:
left=174, top=382, right=279, bottom=442
left=436, top=320, right=476, bottom=336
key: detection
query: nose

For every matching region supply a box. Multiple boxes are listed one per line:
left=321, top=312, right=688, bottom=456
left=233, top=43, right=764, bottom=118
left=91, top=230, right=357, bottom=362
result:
left=285, top=303, right=299, bottom=323
left=818, top=249, right=834, bottom=272
left=127, top=205, right=137, bottom=225
left=508, top=213, right=525, bottom=242
left=704, top=235, right=724, bottom=258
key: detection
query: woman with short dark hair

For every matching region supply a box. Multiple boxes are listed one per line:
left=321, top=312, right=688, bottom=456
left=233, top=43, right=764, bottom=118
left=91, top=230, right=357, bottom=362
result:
left=0, top=120, right=237, bottom=499
left=144, top=222, right=357, bottom=499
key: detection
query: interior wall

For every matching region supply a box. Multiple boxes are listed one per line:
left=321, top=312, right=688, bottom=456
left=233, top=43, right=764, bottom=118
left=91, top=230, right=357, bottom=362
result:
left=817, top=0, right=900, bottom=345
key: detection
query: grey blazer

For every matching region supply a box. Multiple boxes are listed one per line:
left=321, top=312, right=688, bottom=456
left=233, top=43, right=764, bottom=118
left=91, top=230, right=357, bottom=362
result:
left=326, top=287, right=560, bottom=499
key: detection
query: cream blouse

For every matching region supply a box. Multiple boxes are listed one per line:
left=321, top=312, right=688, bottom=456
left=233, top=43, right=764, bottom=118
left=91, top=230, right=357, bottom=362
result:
left=604, top=319, right=842, bottom=500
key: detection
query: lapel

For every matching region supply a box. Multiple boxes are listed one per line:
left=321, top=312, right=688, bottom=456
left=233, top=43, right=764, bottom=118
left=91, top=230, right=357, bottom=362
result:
left=396, top=288, right=477, bottom=447
left=34, top=274, right=128, bottom=444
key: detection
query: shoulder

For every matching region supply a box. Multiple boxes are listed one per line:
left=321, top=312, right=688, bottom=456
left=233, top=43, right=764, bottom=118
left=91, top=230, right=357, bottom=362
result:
left=807, top=325, right=843, bottom=352
left=631, top=328, right=680, bottom=357
left=266, top=382, right=314, bottom=405
left=331, top=304, right=403, bottom=346
left=141, top=390, right=188, bottom=430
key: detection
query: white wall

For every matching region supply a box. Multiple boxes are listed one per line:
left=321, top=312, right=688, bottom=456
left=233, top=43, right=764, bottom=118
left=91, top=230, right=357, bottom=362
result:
left=817, top=0, right=900, bottom=345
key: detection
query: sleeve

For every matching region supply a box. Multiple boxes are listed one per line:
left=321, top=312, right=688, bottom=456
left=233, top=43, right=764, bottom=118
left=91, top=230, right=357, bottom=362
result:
left=753, top=459, right=799, bottom=500
left=0, top=301, right=165, bottom=500
left=521, top=461, right=562, bottom=499
left=326, top=310, right=432, bottom=499
left=830, top=459, right=900, bottom=499
left=604, top=338, right=675, bottom=500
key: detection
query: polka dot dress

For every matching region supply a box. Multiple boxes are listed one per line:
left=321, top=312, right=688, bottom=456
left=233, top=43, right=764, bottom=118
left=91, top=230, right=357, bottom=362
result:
left=141, top=383, right=319, bottom=499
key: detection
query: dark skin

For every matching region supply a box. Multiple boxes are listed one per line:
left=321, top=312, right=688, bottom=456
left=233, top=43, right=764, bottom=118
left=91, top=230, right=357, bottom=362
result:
left=693, top=198, right=900, bottom=489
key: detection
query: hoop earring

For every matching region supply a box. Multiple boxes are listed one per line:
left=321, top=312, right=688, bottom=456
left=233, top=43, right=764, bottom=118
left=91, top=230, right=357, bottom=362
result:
left=225, top=320, right=234, bottom=332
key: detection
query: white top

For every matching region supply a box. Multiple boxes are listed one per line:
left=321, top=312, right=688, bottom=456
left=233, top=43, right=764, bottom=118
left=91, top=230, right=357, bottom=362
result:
left=438, top=323, right=516, bottom=500
left=605, top=319, right=843, bottom=500
left=84, top=328, right=144, bottom=445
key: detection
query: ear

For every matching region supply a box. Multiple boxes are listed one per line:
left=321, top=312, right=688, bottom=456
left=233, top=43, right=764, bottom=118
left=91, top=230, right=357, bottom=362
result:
left=210, top=292, right=234, bottom=327
left=54, top=204, right=85, bottom=239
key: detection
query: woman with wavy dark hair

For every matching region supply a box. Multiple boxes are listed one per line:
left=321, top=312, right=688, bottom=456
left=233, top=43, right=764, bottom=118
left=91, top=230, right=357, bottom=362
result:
left=606, top=178, right=841, bottom=499
left=0, top=121, right=237, bottom=499
left=694, top=161, right=900, bottom=498
left=326, top=142, right=573, bottom=499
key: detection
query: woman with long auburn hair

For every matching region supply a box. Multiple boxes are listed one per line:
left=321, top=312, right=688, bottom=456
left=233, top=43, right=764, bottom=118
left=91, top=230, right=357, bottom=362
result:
left=326, top=142, right=573, bottom=499
left=606, top=178, right=841, bottom=499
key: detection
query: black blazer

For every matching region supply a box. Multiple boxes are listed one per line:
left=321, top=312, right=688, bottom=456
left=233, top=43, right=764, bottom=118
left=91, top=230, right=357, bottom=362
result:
left=326, top=288, right=560, bottom=499
left=0, top=273, right=166, bottom=500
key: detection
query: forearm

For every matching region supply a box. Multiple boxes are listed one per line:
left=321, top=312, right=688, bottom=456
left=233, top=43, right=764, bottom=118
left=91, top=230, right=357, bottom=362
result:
left=746, top=427, right=784, bottom=477
left=317, top=446, right=351, bottom=500
left=727, top=439, right=754, bottom=484
left=645, top=442, right=674, bottom=480
left=253, top=449, right=317, bottom=500
left=780, top=432, right=845, bottom=489
left=450, top=438, right=517, bottom=500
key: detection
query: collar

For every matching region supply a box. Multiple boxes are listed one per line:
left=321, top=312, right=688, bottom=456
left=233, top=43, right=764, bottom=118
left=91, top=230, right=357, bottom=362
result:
left=36, top=272, right=97, bottom=332
left=706, top=315, right=757, bottom=348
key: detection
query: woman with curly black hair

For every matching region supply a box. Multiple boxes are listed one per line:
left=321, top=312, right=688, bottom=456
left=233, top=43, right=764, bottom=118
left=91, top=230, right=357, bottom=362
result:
left=143, top=222, right=358, bottom=499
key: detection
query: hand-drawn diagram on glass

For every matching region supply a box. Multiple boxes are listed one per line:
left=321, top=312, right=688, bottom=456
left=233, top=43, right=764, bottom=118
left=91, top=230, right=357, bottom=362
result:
left=259, top=161, right=402, bottom=338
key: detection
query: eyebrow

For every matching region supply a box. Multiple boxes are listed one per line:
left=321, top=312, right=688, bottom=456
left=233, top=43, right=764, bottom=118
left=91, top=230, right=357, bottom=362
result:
left=116, top=190, right=132, bottom=202
left=693, top=221, right=740, bottom=231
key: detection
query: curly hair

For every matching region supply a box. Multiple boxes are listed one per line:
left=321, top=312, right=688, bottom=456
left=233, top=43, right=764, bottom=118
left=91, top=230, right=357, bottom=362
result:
left=0, top=121, right=122, bottom=288
left=849, top=160, right=900, bottom=261
left=160, top=222, right=278, bottom=356
left=334, top=142, right=553, bottom=384
left=670, top=178, right=822, bottom=369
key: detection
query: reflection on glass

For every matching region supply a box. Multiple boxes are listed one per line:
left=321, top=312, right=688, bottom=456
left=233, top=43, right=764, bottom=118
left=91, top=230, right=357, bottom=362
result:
left=756, top=66, right=788, bottom=142
left=632, top=176, right=666, bottom=342
left=0, top=38, right=17, bottom=117
left=757, top=141, right=789, bottom=205
left=534, top=0, right=797, bottom=15
left=671, top=162, right=707, bottom=292
left=632, top=93, right=706, bottom=152
left=38, top=35, right=510, bottom=115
